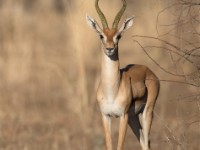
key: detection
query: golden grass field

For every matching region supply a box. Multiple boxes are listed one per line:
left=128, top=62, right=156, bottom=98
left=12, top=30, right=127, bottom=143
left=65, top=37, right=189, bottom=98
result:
left=0, top=0, right=199, bottom=150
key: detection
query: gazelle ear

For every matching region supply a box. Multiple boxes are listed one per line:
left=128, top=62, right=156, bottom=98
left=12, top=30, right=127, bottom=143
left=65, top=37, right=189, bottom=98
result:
left=86, top=14, right=103, bottom=34
left=118, top=16, right=134, bottom=33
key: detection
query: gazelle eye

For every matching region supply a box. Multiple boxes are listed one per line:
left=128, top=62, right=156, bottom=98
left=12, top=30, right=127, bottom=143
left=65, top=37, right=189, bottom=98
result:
left=116, top=34, right=122, bottom=40
left=99, top=35, right=104, bottom=39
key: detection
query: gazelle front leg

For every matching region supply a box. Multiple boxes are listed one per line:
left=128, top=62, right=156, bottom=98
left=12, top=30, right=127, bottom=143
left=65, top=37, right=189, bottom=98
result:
left=117, top=113, right=128, bottom=150
left=102, top=115, right=112, bottom=150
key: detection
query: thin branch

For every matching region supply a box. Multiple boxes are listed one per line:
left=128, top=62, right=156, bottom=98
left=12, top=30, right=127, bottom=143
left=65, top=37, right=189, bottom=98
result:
left=180, top=2, right=200, bottom=6
left=176, top=93, right=200, bottom=101
left=143, top=46, right=198, bottom=67
left=133, top=35, right=200, bottom=58
left=185, top=120, right=200, bottom=127
left=145, top=78, right=200, bottom=88
left=156, top=3, right=180, bottom=36
left=133, top=39, right=187, bottom=77
left=154, top=111, right=188, bottom=150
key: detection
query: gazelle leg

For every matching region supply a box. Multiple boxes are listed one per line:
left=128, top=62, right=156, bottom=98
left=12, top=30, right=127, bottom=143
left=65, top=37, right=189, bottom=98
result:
left=142, top=105, right=154, bottom=150
left=128, top=106, right=145, bottom=149
left=117, top=113, right=128, bottom=150
left=142, top=75, right=159, bottom=150
left=138, top=112, right=146, bottom=149
left=102, top=115, right=112, bottom=150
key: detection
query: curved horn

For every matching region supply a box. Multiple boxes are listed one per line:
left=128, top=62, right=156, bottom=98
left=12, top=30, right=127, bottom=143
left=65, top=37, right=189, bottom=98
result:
left=112, top=0, right=127, bottom=29
left=95, top=0, right=109, bottom=29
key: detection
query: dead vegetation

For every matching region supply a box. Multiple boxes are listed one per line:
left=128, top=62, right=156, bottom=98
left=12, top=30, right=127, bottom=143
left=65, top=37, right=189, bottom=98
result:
left=0, top=0, right=199, bottom=150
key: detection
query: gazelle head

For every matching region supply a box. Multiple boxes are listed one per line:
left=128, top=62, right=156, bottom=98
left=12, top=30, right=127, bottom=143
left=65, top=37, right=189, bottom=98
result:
left=86, top=0, right=134, bottom=57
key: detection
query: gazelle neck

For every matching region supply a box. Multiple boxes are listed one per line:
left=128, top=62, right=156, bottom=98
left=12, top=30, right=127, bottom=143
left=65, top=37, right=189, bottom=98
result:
left=101, top=46, right=121, bottom=102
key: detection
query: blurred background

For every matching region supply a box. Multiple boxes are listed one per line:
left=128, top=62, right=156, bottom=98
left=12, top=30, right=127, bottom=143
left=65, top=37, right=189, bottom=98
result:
left=0, top=0, right=199, bottom=149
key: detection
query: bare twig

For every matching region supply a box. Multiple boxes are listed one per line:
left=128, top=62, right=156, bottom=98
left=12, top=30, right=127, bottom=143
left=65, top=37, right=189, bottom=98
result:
left=132, top=39, right=200, bottom=87
left=133, top=39, right=187, bottom=77
left=145, top=78, right=200, bottom=88
left=133, top=35, right=200, bottom=57
left=154, top=111, right=188, bottom=150
left=180, top=1, right=200, bottom=6
left=143, top=46, right=198, bottom=69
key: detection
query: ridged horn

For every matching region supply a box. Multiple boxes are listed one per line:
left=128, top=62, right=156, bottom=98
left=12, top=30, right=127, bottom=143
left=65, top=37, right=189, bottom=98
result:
left=95, top=0, right=109, bottom=29
left=112, top=0, right=127, bottom=29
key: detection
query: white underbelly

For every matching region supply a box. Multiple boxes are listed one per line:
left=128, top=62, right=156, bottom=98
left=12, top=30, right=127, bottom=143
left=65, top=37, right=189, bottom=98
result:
left=100, top=102, right=124, bottom=117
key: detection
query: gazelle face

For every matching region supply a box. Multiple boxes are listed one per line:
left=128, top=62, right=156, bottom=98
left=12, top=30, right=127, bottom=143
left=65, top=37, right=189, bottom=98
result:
left=100, top=28, right=120, bottom=56
left=86, top=15, right=134, bottom=57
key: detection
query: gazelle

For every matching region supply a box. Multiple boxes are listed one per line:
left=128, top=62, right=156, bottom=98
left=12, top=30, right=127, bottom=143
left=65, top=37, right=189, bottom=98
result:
left=86, top=0, right=160, bottom=150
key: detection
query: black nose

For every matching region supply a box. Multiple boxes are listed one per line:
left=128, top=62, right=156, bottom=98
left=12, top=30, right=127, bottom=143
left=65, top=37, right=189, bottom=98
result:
left=106, top=48, right=114, bottom=51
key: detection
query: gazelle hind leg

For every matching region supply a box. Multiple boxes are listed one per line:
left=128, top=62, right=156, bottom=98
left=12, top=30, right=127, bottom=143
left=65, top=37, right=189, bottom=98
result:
left=142, top=77, right=159, bottom=150
left=128, top=104, right=146, bottom=149
left=142, top=104, right=154, bottom=150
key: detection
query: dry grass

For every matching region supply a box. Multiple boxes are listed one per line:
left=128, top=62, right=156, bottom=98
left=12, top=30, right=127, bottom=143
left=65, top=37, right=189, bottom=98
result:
left=0, top=0, right=199, bottom=150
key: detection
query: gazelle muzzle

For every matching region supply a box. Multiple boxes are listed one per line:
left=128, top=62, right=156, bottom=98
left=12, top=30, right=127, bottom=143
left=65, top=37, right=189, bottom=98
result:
left=105, top=47, right=116, bottom=56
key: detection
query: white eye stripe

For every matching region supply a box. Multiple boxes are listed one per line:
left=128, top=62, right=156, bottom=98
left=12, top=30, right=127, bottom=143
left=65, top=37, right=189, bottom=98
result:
left=113, top=37, right=117, bottom=43
left=104, top=36, right=107, bottom=41
left=113, top=34, right=122, bottom=43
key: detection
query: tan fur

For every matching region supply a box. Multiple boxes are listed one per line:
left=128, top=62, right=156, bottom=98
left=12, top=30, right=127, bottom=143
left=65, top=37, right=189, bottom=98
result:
left=97, top=43, right=159, bottom=150
left=103, top=28, right=118, bottom=42
left=86, top=14, right=159, bottom=150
